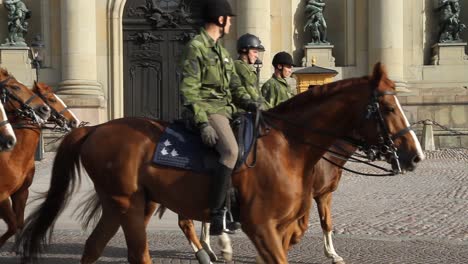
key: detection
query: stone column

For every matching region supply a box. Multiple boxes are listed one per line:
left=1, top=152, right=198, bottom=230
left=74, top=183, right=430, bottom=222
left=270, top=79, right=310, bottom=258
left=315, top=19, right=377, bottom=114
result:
left=368, top=0, right=404, bottom=81
left=237, top=0, right=271, bottom=81
left=57, top=0, right=105, bottom=124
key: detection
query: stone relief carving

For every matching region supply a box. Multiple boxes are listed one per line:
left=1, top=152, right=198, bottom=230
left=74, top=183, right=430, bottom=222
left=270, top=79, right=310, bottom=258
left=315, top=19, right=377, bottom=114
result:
left=127, top=0, right=194, bottom=29
left=304, top=0, right=329, bottom=45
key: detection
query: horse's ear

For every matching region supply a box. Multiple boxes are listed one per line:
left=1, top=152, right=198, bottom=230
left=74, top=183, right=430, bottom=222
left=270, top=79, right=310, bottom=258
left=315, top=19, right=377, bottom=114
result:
left=370, top=62, right=388, bottom=84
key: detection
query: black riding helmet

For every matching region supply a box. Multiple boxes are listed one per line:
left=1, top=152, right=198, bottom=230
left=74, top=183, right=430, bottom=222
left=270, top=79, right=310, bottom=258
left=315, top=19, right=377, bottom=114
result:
left=237, top=33, right=265, bottom=53
left=202, top=0, right=236, bottom=26
left=272, top=51, right=295, bottom=67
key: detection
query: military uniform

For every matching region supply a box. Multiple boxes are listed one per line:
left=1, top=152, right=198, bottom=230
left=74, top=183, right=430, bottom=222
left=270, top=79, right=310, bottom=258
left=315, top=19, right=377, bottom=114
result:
left=261, top=75, right=294, bottom=108
left=180, top=28, right=252, bottom=126
left=234, top=59, right=260, bottom=101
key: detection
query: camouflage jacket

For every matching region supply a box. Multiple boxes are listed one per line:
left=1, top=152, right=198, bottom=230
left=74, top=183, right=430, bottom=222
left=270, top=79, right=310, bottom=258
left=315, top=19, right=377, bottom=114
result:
left=180, top=28, right=252, bottom=125
left=234, top=59, right=260, bottom=101
left=261, top=75, right=294, bottom=109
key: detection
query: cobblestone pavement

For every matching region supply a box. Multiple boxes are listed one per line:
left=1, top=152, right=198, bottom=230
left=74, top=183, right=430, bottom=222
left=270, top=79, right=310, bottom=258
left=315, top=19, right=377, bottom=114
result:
left=1, top=149, right=467, bottom=263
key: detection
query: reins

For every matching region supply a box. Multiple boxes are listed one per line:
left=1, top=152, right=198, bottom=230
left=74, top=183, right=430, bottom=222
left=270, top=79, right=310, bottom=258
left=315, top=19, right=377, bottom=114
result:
left=250, top=88, right=413, bottom=176
left=260, top=112, right=397, bottom=176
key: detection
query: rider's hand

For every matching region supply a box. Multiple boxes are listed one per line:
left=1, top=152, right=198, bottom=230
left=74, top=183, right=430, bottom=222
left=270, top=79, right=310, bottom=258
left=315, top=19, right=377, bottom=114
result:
left=200, top=123, right=218, bottom=147
left=246, top=100, right=264, bottom=112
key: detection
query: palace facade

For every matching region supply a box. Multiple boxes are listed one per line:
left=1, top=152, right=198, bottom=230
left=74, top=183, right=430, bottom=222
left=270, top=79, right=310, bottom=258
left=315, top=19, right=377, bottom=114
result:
left=0, top=0, right=467, bottom=148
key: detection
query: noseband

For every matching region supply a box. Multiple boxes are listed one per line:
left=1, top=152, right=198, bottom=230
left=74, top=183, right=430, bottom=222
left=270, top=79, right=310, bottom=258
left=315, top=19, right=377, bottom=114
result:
left=0, top=77, right=43, bottom=124
left=359, top=90, right=413, bottom=174
left=0, top=119, right=10, bottom=129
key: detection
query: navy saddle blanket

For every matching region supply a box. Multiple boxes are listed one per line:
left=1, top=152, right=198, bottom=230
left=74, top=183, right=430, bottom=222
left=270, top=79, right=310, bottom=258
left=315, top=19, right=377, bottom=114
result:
left=152, top=114, right=255, bottom=172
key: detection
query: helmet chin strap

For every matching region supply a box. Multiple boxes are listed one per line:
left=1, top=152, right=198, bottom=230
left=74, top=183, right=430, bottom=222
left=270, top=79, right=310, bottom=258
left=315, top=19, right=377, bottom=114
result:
left=277, top=65, right=287, bottom=79
left=217, top=15, right=227, bottom=39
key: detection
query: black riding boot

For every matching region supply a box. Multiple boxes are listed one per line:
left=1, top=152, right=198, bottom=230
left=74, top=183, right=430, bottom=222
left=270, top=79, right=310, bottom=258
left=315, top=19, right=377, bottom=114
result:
left=209, top=162, right=232, bottom=236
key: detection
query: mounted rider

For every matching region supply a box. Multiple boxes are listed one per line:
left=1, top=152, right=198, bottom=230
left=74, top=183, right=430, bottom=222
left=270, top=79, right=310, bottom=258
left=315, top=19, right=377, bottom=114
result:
left=261, top=51, right=296, bottom=108
left=234, top=33, right=266, bottom=109
left=179, top=0, right=261, bottom=236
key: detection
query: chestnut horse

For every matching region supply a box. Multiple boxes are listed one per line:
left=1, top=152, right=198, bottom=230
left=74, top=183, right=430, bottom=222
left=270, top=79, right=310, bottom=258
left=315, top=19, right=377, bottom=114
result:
left=16, top=63, right=424, bottom=264
left=171, top=142, right=361, bottom=264
left=0, top=100, right=16, bottom=151
left=0, top=81, right=79, bottom=248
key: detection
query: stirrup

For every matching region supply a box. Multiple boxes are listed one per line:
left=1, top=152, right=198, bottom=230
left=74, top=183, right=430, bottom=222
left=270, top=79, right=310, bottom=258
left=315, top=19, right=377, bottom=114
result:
left=223, top=209, right=241, bottom=234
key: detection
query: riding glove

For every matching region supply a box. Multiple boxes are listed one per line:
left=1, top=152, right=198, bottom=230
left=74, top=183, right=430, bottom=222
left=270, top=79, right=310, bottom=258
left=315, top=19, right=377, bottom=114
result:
left=246, top=100, right=264, bottom=112
left=200, top=123, right=218, bottom=147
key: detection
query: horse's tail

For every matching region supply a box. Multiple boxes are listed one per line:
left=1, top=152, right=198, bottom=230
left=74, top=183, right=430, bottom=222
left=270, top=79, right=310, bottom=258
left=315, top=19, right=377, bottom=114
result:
left=155, top=204, right=167, bottom=219
left=75, top=191, right=102, bottom=230
left=14, top=126, right=95, bottom=263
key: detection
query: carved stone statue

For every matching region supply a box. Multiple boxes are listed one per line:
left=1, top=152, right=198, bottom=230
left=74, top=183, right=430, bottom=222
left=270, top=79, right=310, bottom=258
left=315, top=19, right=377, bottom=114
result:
left=2, top=0, right=31, bottom=47
left=435, top=0, right=466, bottom=43
left=304, top=0, right=329, bottom=45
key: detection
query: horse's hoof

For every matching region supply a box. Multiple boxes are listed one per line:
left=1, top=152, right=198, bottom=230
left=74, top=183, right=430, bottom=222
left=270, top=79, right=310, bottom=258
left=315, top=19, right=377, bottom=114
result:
left=201, top=241, right=218, bottom=262
left=222, top=249, right=233, bottom=262
left=255, top=255, right=265, bottom=264
left=333, top=260, right=345, bottom=264
left=196, top=249, right=211, bottom=264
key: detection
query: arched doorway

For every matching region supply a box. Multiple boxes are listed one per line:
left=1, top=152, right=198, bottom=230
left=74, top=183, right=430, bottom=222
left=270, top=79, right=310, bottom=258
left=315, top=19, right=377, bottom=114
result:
left=122, top=0, right=202, bottom=120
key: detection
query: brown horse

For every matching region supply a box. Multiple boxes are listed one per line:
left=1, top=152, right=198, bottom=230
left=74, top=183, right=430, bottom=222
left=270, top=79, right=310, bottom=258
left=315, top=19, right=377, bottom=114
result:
left=157, top=135, right=415, bottom=264
left=16, top=63, right=424, bottom=264
left=0, top=100, right=16, bottom=151
left=0, top=80, right=79, bottom=248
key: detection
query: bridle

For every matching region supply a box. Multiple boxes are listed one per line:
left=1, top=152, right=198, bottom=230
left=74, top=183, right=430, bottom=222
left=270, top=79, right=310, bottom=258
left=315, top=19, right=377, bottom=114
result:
left=35, top=90, right=72, bottom=131
left=258, top=88, right=413, bottom=175
left=351, top=90, right=413, bottom=174
left=0, top=77, right=43, bottom=125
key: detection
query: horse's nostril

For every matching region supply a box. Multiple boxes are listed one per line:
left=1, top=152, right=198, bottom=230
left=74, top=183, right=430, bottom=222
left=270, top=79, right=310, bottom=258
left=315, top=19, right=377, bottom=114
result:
left=41, top=105, right=51, bottom=114
left=412, top=155, right=422, bottom=164
left=71, top=120, right=79, bottom=128
left=6, top=139, right=15, bottom=149
left=4, top=136, right=16, bottom=149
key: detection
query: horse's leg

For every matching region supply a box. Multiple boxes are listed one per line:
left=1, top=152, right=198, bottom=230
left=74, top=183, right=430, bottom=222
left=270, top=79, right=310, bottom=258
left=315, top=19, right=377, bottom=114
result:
left=177, top=217, right=211, bottom=264
left=0, top=198, right=17, bottom=248
left=199, top=222, right=215, bottom=260
left=316, top=192, right=344, bottom=264
left=11, top=170, right=33, bottom=244
left=120, top=190, right=152, bottom=264
left=144, top=201, right=157, bottom=227
left=244, top=223, right=287, bottom=264
left=199, top=222, right=233, bottom=262
left=81, top=195, right=121, bottom=264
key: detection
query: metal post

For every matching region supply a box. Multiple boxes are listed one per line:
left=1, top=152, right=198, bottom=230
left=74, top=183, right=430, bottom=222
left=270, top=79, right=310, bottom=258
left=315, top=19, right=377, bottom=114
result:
left=421, top=120, right=436, bottom=151
left=35, top=132, right=44, bottom=161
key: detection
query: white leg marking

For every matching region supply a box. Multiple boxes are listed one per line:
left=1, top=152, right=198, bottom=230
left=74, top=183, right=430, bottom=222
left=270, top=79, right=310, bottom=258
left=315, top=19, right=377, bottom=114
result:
left=218, top=232, right=233, bottom=261
left=323, top=231, right=344, bottom=263
left=200, top=222, right=218, bottom=262
left=394, top=96, right=425, bottom=160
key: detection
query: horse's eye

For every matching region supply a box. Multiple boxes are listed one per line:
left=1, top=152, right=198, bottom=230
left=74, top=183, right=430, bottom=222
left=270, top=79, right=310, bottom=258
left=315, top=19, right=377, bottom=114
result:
left=385, top=106, right=395, bottom=113
left=48, top=97, right=57, bottom=103
left=11, top=85, right=20, bottom=91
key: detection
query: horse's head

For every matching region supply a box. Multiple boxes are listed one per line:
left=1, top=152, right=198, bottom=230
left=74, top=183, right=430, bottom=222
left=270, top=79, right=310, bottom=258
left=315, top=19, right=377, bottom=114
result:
left=0, top=68, right=51, bottom=124
left=32, top=81, right=80, bottom=131
left=356, top=63, right=424, bottom=173
left=0, top=101, right=16, bottom=151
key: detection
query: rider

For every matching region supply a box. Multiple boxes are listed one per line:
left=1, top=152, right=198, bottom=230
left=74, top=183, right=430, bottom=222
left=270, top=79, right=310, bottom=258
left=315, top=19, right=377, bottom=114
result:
left=261, top=51, right=296, bottom=108
left=235, top=33, right=266, bottom=109
left=179, top=0, right=260, bottom=236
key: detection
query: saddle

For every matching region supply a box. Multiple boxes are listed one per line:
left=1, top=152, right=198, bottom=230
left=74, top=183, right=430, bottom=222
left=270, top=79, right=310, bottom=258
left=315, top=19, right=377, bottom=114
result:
left=152, top=113, right=257, bottom=172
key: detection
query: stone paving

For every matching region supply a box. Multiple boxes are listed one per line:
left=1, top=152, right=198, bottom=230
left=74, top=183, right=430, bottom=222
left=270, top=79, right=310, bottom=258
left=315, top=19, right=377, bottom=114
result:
left=1, top=149, right=467, bottom=263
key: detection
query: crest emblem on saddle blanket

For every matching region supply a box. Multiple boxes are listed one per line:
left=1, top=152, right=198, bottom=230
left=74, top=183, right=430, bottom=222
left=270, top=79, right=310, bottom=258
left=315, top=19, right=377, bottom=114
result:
left=160, top=140, right=179, bottom=157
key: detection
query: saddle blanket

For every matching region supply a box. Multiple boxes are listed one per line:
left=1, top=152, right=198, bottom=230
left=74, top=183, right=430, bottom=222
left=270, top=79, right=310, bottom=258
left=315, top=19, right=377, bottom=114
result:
left=152, top=114, right=255, bottom=172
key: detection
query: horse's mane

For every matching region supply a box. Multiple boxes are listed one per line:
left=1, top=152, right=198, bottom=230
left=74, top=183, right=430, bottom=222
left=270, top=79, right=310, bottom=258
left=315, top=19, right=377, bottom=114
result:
left=0, top=68, right=12, bottom=78
left=267, top=76, right=370, bottom=114
left=35, top=82, right=54, bottom=93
